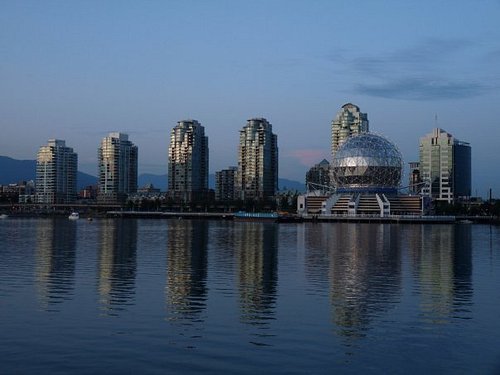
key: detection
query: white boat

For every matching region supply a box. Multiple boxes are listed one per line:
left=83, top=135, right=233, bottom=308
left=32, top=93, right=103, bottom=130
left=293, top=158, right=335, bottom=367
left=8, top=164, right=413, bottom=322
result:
left=68, top=212, right=80, bottom=220
left=0, top=214, right=8, bottom=219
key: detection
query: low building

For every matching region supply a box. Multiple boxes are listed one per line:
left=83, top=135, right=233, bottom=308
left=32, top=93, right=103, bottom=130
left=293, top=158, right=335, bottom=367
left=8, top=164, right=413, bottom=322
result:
left=306, top=159, right=331, bottom=190
left=215, top=167, right=237, bottom=201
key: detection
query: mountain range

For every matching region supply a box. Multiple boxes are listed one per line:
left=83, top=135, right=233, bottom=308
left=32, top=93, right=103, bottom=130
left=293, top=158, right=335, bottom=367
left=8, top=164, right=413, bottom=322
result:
left=0, top=156, right=305, bottom=192
left=0, top=156, right=97, bottom=190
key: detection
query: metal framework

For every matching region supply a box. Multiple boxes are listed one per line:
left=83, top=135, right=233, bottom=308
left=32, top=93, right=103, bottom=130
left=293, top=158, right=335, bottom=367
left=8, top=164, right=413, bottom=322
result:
left=331, top=133, right=403, bottom=194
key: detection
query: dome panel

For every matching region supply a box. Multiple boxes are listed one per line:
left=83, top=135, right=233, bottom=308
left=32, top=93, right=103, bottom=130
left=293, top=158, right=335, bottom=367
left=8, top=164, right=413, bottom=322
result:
left=331, top=133, right=403, bottom=193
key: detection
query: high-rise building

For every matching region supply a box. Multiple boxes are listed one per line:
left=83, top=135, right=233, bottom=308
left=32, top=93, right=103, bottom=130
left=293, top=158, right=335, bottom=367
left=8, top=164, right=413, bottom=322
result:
left=306, top=159, right=331, bottom=189
left=419, top=128, right=471, bottom=202
left=168, top=120, right=208, bottom=202
left=331, top=103, right=369, bottom=158
left=36, top=139, right=77, bottom=204
left=215, top=167, right=237, bottom=201
left=236, top=118, right=278, bottom=200
left=98, top=132, right=138, bottom=203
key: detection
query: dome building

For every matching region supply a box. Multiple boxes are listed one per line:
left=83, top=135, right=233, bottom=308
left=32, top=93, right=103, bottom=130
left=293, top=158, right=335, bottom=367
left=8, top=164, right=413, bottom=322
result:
left=331, top=133, right=403, bottom=194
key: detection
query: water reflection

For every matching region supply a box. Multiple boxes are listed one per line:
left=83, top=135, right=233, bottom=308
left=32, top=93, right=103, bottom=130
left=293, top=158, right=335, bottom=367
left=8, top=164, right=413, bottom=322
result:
left=412, top=224, right=473, bottom=323
left=97, top=219, right=137, bottom=314
left=235, top=223, right=278, bottom=326
left=331, top=224, right=401, bottom=338
left=302, top=224, right=332, bottom=292
left=303, top=223, right=402, bottom=339
left=165, top=220, right=208, bottom=321
left=35, top=218, right=76, bottom=310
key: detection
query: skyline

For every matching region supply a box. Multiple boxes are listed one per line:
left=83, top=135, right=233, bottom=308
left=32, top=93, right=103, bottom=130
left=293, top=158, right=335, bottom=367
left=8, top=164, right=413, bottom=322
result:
left=1, top=1, right=500, bottom=196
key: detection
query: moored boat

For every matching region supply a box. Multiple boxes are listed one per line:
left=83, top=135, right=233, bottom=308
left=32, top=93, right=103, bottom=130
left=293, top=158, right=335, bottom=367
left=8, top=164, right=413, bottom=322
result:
left=68, top=212, right=80, bottom=220
left=0, top=214, right=8, bottom=219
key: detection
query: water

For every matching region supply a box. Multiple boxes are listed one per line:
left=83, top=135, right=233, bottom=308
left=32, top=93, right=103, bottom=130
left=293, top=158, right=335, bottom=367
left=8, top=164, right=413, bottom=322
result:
left=1, top=218, right=500, bottom=374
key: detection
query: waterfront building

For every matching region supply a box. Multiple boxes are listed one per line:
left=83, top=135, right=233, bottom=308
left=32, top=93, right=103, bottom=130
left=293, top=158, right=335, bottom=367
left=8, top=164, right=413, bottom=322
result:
left=0, top=180, right=35, bottom=204
left=36, top=139, right=77, bottom=204
left=298, top=133, right=422, bottom=217
left=137, top=183, right=161, bottom=194
left=79, top=185, right=98, bottom=200
left=168, top=120, right=208, bottom=202
left=236, top=118, right=278, bottom=201
left=331, top=103, right=369, bottom=158
left=306, top=159, right=331, bottom=190
left=331, top=133, right=402, bottom=195
left=97, top=132, right=138, bottom=203
left=215, top=167, right=237, bottom=201
left=419, top=128, right=471, bottom=202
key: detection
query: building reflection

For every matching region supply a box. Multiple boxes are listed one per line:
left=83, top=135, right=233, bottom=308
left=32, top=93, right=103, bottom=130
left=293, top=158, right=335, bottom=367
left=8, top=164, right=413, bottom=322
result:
left=235, top=223, right=278, bottom=325
left=302, top=223, right=334, bottom=291
left=326, top=223, right=402, bottom=338
left=35, top=218, right=76, bottom=309
left=411, top=224, right=473, bottom=323
left=165, top=220, right=208, bottom=321
left=97, top=218, right=137, bottom=313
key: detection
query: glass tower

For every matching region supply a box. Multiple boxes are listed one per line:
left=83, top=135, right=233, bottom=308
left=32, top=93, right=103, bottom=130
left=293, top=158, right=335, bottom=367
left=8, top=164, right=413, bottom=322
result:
left=419, top=128, right=471, bottom=202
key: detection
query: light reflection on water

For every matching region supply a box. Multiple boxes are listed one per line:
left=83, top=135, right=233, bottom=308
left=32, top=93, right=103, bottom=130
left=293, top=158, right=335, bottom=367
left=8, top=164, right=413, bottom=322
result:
left=166, top=220, right=208, bottom=322
left=35, top=218, right=76, bottom=310
left=0, top=218, right=499, bottom=374
left=97, top=219, right=137, bottom=315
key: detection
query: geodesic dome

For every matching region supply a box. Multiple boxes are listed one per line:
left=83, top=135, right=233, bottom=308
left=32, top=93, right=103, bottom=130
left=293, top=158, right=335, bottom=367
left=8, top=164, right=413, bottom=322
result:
left=331, top=133, right=403, bottom=194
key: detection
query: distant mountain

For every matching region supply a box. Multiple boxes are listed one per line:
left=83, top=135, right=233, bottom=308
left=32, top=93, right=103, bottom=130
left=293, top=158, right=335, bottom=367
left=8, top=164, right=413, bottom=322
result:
left=278, top=178, right=305, bottom=192
left=138, top=173, right=168, bottom=190
left=0, top=156, right=35, bottom=185
left=138, top=173, right=206, bottom=190
left=77, top=172, right=98, bottom=189
left=0, top=155, right=97, bottom=190
left=138, top=172, right=304, bottom=192
left=1, top=156, right=304, bottom=193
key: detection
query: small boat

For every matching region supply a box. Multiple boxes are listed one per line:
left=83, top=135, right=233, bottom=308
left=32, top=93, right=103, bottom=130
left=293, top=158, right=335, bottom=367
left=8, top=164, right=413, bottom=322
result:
left=233, top=211, right=280, bottom=222
left=68, top=212, right=80, bottom=220
left=0, top=214, right=8, bottom=219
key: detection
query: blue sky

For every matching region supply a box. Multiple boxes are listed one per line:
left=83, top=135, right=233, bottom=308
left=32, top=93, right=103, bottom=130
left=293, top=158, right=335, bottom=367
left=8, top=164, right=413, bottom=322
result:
left=1, top=0, right=499, bottom=195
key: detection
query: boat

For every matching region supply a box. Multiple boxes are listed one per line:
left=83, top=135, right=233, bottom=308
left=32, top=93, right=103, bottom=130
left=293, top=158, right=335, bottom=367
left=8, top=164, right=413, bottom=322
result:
left=0, top=214, right=8, bottom=219
left=68, top=212, right=80, bottom=220
left=233, top=211, right=280, bottom=222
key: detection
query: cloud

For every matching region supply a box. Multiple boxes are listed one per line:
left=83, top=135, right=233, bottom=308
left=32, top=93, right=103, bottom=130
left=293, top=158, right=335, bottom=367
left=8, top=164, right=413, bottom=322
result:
left=346, top=37, right=473, bottom=76
left=328, top=37, right=497, bottom=100
left=356, top=78, right=488, bottom=100
left=288, top=149, right=329, bottom=167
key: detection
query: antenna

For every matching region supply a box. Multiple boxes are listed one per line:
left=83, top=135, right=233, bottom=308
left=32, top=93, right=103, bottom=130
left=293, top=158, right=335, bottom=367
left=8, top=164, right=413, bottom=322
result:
left=434, top=113, right=438, bottom=128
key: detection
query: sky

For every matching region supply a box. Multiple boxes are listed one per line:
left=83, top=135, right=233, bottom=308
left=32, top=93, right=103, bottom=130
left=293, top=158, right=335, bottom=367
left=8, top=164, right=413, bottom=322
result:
left=1, top=0, right=499, bottom=196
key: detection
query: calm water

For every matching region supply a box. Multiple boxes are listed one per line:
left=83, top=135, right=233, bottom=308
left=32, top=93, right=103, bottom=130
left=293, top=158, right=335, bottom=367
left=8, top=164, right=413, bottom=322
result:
left=1, top=218, right=500, bottom=374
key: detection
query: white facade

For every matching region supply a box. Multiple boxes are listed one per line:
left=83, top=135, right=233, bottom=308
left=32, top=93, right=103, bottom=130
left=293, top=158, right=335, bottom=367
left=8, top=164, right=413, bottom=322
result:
left=36, top=139, right=77, bottom=204
left=168, top=120, right=208, bottom=202
left=419, top=128, right=471, bottom=202
left=236, top=118, right=278, bottom=200
left=331, top=103, right=369, bottom=158
left=98, top=132, right=138, bottom=202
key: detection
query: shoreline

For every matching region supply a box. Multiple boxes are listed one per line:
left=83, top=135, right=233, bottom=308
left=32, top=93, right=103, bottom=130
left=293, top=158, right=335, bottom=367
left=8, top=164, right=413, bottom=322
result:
left=2, top=210, right=498, bottom=225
